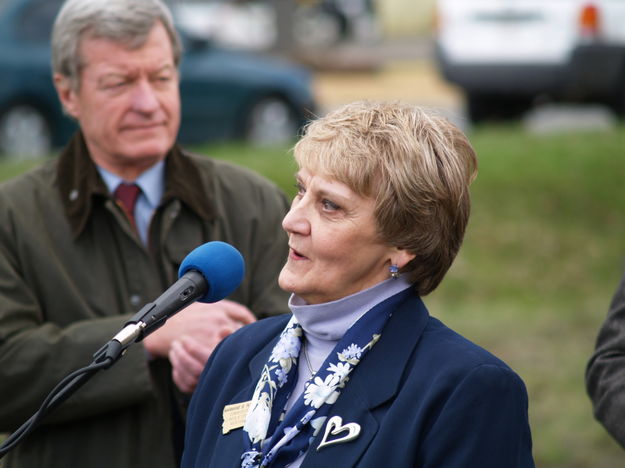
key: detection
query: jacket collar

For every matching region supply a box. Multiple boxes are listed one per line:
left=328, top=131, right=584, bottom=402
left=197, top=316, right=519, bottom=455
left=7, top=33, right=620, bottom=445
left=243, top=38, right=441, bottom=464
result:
left=56, top=132, right=215, bottom=239
left=342, top=291, right=428, bottom=408
left=245, top=292, right=429, bottom=468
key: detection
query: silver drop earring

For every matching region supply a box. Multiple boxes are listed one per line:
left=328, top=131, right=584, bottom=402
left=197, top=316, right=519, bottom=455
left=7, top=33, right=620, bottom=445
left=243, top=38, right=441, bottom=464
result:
left=389, top=264, right=399, bottom=279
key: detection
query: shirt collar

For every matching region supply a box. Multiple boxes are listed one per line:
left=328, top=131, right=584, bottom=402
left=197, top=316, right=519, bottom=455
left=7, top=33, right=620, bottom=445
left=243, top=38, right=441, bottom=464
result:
left=97, top=159, right=166, bottom=209
left=289, top=276, right=413, bottom=341
left=56, top=131, right=215, bottom=239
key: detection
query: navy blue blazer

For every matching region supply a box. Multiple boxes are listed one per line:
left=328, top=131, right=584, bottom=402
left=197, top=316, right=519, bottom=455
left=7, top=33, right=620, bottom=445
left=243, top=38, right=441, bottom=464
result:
left=182, top=291, right=534, bottom=467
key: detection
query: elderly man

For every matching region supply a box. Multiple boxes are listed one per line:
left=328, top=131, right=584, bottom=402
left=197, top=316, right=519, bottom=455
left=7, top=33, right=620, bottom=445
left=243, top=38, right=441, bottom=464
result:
left=0, top=0, right=290, bottom=467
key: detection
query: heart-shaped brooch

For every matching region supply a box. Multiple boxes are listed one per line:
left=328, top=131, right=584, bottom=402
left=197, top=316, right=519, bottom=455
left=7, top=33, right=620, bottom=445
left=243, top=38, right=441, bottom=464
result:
left=317, top=415, right=361, bottom=451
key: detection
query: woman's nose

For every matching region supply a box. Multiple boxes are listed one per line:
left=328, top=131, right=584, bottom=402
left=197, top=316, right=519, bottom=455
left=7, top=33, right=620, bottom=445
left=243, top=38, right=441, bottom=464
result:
left=282, top=199, right=310, bottom=236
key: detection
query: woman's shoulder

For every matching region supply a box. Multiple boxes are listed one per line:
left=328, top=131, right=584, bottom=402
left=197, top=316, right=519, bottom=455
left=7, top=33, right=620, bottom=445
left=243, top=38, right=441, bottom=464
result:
left=419, top=315, right=523, bottom=383
left=212, top=314, right=292, bottom=357
left=235, top=314, right=291, bottom=338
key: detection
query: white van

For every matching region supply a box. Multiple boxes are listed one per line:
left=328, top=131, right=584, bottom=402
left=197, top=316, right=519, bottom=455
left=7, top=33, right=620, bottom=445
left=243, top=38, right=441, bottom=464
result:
left=434, top=0, right=625, bottom=122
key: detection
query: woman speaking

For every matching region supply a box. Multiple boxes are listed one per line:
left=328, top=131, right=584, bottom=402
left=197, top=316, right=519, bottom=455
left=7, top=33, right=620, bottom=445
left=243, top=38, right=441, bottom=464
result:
left=181, top=101, right=534, bottom=467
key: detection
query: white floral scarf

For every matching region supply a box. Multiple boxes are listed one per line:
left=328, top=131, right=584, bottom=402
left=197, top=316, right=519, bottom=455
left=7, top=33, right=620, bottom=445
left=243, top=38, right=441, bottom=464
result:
left=240, top=291, right=405, bottom=468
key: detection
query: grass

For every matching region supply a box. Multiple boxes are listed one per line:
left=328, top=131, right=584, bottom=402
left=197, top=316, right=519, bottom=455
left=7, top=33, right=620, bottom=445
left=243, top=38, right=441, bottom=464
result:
left=1, top=124, right=624, bottom=466
left=425, top=125, right=625, bottom=467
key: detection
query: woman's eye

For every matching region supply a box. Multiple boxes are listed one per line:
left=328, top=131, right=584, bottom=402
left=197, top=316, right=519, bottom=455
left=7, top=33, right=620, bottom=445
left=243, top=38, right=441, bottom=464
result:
left=294, top=183, right=305, bottom=196
left=321, top=199, right=339, bottom=211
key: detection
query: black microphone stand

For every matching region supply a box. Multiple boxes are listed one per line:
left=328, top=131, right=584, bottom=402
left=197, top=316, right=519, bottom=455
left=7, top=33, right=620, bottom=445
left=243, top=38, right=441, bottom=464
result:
left=0, top=340, right=124, bottom=457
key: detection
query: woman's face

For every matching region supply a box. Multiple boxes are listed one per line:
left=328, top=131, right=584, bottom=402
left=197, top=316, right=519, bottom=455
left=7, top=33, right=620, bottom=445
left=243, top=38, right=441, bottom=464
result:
left=279, top=168, right=407, bottom=304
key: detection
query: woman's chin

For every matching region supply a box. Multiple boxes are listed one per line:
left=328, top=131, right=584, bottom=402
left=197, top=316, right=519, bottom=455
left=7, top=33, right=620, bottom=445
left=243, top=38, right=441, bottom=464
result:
left=278, top=272, right=295, bottom=295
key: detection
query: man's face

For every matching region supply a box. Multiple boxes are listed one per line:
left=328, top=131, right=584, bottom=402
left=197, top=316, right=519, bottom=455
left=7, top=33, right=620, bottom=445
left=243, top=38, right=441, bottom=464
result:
left=55, top=21, right=180, bottom=176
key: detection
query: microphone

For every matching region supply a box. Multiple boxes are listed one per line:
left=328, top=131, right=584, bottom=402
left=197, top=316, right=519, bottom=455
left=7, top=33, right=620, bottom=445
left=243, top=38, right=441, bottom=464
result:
left=0, top=242, right=244, bottom=456
left=111, top=241, right=245, bottom=348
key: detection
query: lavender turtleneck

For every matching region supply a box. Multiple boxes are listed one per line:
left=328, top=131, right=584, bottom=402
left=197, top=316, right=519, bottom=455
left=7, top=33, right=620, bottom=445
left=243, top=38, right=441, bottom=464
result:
left=284, top=276, right=413, bottom=411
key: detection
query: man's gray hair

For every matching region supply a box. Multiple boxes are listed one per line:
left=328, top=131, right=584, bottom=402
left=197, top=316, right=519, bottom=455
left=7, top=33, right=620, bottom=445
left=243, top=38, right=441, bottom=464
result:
left=51, top=0, right=182, bottom=90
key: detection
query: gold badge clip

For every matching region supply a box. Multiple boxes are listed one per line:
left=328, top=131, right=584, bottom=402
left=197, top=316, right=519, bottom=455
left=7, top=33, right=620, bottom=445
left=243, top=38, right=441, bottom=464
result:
left=222, top=401, right=251, bottom=434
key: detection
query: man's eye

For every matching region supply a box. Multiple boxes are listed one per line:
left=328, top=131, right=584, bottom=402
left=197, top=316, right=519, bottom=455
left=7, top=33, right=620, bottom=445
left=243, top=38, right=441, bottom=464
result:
left=103, top=80, right=127, bottom=89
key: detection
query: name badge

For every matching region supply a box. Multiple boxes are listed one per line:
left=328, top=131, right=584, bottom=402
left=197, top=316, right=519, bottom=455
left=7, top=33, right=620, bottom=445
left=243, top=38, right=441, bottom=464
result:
left=222, top=401, right=251, bottom=434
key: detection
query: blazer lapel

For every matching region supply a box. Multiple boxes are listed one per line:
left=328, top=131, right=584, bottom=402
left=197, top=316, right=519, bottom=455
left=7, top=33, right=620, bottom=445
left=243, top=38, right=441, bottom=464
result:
left=249, top=333, right=281, bottom=377
left=211, top=331, right=284, bottom=468
left=301, top=293, right=430, bottom=467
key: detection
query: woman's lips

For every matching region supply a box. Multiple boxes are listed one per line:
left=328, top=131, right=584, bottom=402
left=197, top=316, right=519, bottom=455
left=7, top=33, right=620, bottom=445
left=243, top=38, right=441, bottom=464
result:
left=289, top=247, right=307, bottom=260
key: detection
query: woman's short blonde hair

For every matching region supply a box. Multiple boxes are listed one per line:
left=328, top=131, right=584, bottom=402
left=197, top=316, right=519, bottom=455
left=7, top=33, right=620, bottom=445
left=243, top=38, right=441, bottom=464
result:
left=294, top=101, right=478, bottom=295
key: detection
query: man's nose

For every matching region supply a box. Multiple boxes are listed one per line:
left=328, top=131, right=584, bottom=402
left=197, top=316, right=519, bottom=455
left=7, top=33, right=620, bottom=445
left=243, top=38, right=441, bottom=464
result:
left=131, top=80, right=160, bottom=114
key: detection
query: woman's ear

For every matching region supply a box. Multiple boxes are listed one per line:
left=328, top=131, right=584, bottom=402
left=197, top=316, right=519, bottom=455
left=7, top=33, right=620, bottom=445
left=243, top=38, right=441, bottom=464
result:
left=391, top=247, right=416, bottom=270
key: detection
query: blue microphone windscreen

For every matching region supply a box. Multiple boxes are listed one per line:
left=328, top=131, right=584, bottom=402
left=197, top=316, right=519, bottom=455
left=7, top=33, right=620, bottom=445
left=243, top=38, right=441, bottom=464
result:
left=178, top=241, right=245, bottom=303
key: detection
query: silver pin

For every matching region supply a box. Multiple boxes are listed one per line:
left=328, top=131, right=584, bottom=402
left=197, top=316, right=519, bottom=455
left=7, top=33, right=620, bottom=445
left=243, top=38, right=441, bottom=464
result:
left=317, top=415, right=361, bottom=451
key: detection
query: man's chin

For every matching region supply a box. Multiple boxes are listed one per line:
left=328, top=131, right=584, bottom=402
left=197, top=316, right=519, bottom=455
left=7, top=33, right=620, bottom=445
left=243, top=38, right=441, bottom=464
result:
left=120, top=138, right=173, bottom=161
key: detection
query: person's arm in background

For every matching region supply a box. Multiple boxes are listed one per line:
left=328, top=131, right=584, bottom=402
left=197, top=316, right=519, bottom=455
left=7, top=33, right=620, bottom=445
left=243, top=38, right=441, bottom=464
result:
left=215, top=160, right=293, bottom=319
left=166, top=163, right=292, bottom=392
left=155, top=300, right=255, bottom=392
left=0, top=237, right=154, bottom=430
left=586, top=270, right=625, bottom=447
left=0, top=222, right=256, bottom=430
left=0, top=173, right=252, bottom=429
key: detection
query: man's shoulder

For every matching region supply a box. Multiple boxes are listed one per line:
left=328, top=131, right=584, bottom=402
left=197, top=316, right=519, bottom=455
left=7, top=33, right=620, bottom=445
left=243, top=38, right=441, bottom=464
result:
left=181, top=149, right=283, bottom=192
left=0, top=159, right=58, bottom=201
left=179, top=148, right=289, bottom=212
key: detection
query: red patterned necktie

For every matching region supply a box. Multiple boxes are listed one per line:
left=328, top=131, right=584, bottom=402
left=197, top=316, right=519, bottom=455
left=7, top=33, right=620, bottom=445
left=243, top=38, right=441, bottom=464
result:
left=114, top=182, right=140, bottom=229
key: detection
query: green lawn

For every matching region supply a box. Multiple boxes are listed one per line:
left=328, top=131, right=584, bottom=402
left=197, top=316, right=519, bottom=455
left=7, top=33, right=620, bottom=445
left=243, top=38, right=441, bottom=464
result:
left=425, top=125, right=625, bottom=467
left=1, top=124, right=624, bottom=465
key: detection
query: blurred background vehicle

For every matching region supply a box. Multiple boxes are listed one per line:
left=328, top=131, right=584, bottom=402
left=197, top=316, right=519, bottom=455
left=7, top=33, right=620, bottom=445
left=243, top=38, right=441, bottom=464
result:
left=0, top=0, right=317, bottom=159
left=172, top=0, right=277, bottom=50
left=171, top=0, right=378, bottom=50
left=292, top=0, right=378, bottom=48
left=434, top=0, right=625, bottom=123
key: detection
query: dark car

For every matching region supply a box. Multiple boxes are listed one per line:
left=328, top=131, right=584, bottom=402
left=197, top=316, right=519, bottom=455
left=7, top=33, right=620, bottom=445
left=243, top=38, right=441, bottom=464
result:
left=0, top=0, right=317, bottom=158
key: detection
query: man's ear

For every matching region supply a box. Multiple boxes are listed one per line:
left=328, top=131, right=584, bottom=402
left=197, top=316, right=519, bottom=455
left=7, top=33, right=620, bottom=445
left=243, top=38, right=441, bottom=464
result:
left=53, top=73, right=80, bottom=119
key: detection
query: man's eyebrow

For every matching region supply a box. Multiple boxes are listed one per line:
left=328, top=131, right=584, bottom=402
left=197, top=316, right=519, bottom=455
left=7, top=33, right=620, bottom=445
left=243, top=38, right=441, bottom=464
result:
left=96, top=72, right=128, bottom=85
left=152, top=64, right=175, bottom=73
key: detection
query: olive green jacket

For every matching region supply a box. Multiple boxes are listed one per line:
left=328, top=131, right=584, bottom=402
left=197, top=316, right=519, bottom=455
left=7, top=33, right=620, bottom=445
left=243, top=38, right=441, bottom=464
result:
left=0, top=133, right=290, bottom=467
